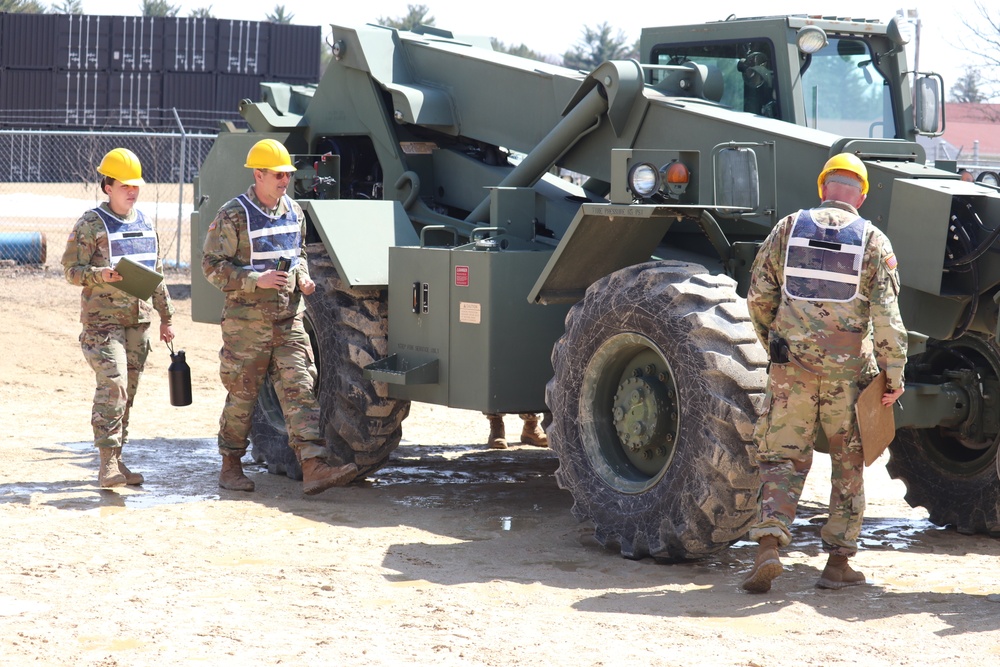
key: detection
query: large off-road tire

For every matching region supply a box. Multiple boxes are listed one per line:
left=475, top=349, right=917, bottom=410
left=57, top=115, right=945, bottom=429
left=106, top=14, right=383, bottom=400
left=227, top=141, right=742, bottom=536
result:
left=547, top=261, right=768, bottom=560
left=250, top=245, right=411, bottom=479
left=886, top=333, right=1000, bottom=536
left=251, top=400, right=304, bottom=480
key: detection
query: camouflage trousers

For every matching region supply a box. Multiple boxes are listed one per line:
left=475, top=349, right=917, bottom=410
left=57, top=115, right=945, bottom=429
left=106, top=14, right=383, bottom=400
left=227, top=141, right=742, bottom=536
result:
left=748, top=362, right=866, bottom=557
left=217, top=314, right=326, bottom=460
left=80, top=323, right=151, bottom=448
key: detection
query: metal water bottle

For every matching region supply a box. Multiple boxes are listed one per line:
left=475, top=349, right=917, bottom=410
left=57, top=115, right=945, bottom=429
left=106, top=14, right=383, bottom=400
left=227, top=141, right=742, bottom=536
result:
left=167, top=341, right=192, bottom=406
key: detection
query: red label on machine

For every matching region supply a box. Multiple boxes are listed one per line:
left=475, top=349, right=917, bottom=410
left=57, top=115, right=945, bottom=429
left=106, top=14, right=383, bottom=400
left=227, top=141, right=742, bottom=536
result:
left=455, top=265, right=469, bottom=287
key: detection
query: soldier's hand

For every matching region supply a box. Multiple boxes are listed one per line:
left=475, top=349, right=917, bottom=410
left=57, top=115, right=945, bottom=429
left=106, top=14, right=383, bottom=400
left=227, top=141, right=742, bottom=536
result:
left=299, top=276, right=316, bottom=295
left=101, top=267, right=122, bottom=283
left=160, top=323, right=175, bottom=343
left=257, top=269, right=288, bottom=290
left=881, top=387, right=904, bottom=407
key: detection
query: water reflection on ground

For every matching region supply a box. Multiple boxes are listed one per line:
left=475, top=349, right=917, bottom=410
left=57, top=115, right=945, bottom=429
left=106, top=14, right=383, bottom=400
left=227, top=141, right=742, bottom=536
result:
left=3, top=438, right=945, bottom=554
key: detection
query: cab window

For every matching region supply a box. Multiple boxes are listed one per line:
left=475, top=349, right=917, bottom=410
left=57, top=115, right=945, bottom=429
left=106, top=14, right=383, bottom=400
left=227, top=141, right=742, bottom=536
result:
left=651, top=40, right=780, bottom=119
left=800, top=37, right=894, bottom=138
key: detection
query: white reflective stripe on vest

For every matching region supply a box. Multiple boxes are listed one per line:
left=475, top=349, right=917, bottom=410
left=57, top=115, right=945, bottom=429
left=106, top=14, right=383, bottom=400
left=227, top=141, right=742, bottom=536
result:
left=247, top=223, right=300, bottom=238
left=786, top=236, right=866, bottom=255
left=784, top=267, right=863, bottom=283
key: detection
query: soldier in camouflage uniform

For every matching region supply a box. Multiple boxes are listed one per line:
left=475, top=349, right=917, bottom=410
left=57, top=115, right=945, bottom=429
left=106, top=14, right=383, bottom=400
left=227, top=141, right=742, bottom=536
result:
left=740, top=153, right=907, bottom=593
left=62, top=148, right=175, bottom=488
left=202, top=139, right=357, bottom=495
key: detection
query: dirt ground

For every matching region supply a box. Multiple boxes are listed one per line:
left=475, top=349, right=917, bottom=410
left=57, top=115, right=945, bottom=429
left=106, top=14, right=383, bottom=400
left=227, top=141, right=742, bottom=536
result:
left=2, top=266, right=999, bottom=667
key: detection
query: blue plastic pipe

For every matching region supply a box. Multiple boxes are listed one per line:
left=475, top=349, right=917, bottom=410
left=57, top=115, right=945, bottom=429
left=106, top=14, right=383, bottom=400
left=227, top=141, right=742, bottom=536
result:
left=0, top=232, right=47, bottom=264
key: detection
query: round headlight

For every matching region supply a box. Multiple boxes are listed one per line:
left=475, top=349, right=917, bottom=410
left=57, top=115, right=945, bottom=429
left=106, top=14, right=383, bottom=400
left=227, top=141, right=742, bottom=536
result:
left=628, top=162, right=660, bottom=198
left=888, top=15, right=914, bottom=46
left=796, top=25, right=828, bottom=55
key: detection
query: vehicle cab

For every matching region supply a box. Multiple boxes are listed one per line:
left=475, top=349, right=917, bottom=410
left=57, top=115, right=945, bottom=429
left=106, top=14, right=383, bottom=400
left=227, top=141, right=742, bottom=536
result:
left=639, top=15, right=942, bottom=140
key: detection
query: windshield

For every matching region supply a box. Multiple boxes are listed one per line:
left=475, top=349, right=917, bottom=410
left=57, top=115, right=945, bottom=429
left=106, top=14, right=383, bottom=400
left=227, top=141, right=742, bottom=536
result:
left=800, top=37, right=895, bottom=138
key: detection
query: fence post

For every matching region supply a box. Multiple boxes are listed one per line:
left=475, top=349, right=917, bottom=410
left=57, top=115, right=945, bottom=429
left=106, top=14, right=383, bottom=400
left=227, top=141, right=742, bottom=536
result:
left=172, top=108, right=187, bottom=268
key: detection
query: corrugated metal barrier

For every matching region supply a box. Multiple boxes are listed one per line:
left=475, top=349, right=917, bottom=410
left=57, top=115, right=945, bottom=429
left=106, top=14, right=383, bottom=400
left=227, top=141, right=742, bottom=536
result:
left=0, top=13, right=319, bottom=132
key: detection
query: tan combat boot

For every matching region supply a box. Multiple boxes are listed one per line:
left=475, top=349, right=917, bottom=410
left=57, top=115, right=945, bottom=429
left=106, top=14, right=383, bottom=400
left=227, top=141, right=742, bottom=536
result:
left=816, top=554, right=867, bottom=589
left=219, top=453, right=255, bottom=492
left=740, top=535, right=783, bottom=593
left=519, top=414, right=548, bottom=447
left=98, top=447, right=127, bottom=488
left=301, top=457, right=358, bottom=496
left=487, top=414, right=507, bottom=449
left=113, top=447, right=144, bottom=485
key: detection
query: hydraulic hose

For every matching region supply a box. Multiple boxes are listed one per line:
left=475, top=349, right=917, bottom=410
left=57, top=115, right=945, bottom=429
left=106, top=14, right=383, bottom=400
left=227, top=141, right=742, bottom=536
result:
left=945, top=199, right=1000, bottom=268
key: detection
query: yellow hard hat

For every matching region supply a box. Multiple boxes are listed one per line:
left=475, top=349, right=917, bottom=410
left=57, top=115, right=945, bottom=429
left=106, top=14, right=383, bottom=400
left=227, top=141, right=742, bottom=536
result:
left=97, top=147, right=145, bottom=186
left=245, top=139, right=296, bottom=172
left=817, top=153, right=868, bottom=198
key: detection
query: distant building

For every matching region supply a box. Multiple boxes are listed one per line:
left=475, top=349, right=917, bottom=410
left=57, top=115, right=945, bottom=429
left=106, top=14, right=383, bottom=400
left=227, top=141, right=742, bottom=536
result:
left=919, top=103, right=1000, bottom=170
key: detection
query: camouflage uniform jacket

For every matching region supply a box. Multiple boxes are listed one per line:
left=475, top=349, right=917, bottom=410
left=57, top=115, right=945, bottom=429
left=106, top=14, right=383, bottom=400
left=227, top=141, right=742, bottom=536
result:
left=748, top=200, right=907, bottom=390
left=61, top=202, right=174, bottom=327
left=202, top=186, right=310, bottom=322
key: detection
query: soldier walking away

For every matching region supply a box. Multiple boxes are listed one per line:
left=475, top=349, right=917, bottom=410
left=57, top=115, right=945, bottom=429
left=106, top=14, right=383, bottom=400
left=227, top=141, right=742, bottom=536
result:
left=61, top=148, right=175, bottom=488
left=740, top=153, right=908, bottom=593
left=202, top=139, right=357, bottom=495
left=485, top=413, right=549, bottom=449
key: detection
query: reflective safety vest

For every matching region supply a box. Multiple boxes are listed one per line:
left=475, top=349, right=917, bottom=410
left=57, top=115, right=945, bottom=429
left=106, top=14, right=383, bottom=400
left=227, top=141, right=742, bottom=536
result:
left=783, top=209, right=868, bottom=302
left=93, top=207, right=158, bottom=269
left=236, top=194, right=301, bottom=272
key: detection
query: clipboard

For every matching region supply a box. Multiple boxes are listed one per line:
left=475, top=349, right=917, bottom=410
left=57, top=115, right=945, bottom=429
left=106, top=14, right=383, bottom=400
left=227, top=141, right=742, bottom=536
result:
left=112, top=256, right=164, bottom=300
left=855, top=370, right=896, bottom=467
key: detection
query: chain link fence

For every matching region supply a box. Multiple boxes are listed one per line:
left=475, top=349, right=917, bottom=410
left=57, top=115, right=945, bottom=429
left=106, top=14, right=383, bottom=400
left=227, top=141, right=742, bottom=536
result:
left=0, top=128, right=216, bottom=270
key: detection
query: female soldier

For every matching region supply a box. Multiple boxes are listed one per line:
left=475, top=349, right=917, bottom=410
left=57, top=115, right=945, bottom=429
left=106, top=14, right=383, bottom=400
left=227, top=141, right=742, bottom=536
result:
left=62, top=148, right=175, bottom=488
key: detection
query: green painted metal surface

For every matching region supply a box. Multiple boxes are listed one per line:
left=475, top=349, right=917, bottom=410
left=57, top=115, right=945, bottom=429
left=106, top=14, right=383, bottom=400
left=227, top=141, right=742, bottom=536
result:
left=378, top=245, right=570, bottom=412
left=303, top=200, right=419, bottom=289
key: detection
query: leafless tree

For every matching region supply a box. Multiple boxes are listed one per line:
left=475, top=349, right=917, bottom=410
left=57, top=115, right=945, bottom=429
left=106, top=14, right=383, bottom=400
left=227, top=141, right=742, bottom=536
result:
left=958, top=1, right=1000, bottom=118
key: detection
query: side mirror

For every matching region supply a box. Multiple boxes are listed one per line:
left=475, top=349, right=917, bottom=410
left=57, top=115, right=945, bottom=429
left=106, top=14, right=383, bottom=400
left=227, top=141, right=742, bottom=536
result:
left=914, top=74, right=945, bottom=136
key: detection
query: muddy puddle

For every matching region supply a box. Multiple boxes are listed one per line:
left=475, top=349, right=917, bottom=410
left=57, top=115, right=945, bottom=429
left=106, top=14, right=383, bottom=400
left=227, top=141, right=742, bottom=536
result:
left=0, top=436, right=945, bottom=554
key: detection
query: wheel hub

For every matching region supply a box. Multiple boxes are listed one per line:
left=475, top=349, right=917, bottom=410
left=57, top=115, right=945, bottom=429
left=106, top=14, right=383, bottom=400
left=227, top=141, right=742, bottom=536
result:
left=578, top=333, right=684, bottom=489
left=608, top=358, right=679, bottom=475
left=908, top=334, right=1000, bottom=473
left=612, top=375, right=671, bottom=455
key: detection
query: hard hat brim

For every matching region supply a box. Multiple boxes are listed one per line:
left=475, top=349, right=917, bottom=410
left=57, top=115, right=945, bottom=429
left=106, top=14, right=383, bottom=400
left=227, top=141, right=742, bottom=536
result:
left=245, top=163, right=297, bottom=172
left=118, top=177, right=146, bottom=186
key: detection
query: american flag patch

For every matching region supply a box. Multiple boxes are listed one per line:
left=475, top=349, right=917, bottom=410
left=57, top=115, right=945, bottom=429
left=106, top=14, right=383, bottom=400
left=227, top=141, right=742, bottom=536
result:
left=208, top=220, right=217, bottom=231
left=884, top=253, right=897, bottom=270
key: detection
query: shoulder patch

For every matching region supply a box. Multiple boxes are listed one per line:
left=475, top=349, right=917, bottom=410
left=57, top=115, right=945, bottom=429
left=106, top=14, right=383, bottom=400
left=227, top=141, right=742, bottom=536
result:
left=884, top=253, right=897, bottom=270
left=67, top=232, right=76, bottom=242
left=207, top=219, right=217, bottom=231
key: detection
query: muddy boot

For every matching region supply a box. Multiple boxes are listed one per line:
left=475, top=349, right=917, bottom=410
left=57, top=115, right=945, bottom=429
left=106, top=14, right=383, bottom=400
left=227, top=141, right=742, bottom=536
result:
left=816, top=554, right=867, bottom=589
left=301, top=457, right=358, bottom=496
left=219, top=453, right=255, bottom=492
left=487, top=414, right=507, bottom=449
left=519, top=414, right=548, bottom=447
left=98, top=447, right=127, bottom=488
left=113, top=447, right=144, bottom=485
left=740, top=536, right=783, bottom=593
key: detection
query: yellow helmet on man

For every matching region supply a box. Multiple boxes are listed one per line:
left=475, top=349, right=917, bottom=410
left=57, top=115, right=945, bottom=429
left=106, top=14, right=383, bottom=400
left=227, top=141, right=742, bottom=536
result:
left=817, top=153, right=868, bottom=198
left=97, top=147, right=145, bottom=186
left=245, top=139, right=296, bottom=172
